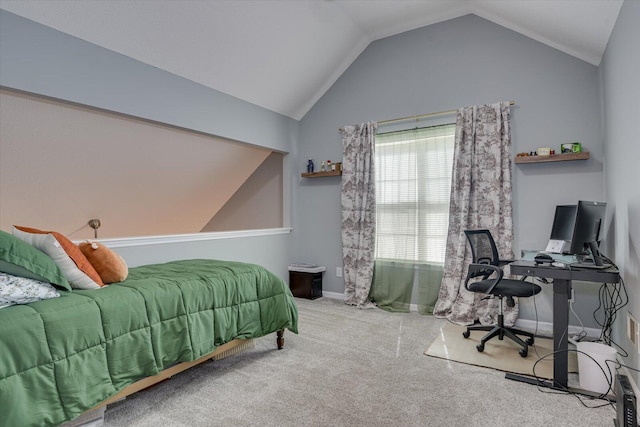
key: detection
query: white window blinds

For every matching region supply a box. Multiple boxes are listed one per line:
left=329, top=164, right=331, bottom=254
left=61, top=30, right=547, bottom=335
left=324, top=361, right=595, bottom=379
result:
left=375, top=123, right=455, bottom=264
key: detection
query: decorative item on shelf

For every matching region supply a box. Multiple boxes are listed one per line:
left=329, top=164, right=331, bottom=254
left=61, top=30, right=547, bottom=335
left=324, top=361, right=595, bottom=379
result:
left=537, top=147, right=551, bottom=156
left=561, top=142, right=582, bottom=153
left=300, top=158, right=343, bottom=177
left=515, top=149, right=589, bottom=164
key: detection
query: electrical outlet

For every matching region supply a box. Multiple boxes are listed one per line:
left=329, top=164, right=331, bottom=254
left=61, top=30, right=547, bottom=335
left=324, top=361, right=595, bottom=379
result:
left=336, top=267, right=342, bottom=277
left=627, top=312, right=639, bottom=353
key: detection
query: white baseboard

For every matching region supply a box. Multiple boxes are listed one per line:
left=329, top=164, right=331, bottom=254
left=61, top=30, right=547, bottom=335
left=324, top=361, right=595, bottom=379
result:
left=514, top=318, right=602, bottom=339
left=321, top=291, right=345, bottom=300
left=323, top=292, right=425, bottom=311
left=321, top=292, right=601, bottom=339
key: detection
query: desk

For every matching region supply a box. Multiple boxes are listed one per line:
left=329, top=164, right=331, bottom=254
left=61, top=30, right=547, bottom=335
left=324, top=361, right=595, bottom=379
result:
left=508, top=261, right=620, bottom=393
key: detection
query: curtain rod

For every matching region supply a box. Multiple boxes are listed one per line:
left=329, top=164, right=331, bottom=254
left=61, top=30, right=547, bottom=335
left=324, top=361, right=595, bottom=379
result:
left=339, top=101, right=515, bottom=131
left=378, top=101, right=516, bottom=126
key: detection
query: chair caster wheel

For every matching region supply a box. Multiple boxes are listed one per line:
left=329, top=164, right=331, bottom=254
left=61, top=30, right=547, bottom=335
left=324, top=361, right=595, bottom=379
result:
left=463, top=330, right=470, bottom=339
left=519, top=347, right=528, bottom=358
left=526, top=337, right=534, bottom=346
left=476, top=344, right=484, bottom=352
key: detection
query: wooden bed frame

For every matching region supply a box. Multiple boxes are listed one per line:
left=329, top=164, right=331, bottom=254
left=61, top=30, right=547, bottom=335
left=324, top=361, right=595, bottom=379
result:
left=93, top=329, right=285, bottom=410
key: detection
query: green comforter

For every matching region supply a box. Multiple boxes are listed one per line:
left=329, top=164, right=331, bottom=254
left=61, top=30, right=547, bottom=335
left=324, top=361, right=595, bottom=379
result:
left=0, top=259, right=298, bottom=427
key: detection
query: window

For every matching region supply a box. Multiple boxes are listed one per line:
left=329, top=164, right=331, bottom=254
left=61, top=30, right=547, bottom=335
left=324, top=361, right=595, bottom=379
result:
left=375, top=124, right=455, bottom=264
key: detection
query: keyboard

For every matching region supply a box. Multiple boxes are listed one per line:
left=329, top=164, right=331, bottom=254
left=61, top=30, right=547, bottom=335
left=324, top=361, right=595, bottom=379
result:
left=570, top=262, right=613, bottom=270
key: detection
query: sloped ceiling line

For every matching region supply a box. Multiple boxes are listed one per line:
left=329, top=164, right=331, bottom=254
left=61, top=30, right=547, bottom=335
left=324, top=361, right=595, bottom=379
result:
left=0, top=1, right=623, bottom=120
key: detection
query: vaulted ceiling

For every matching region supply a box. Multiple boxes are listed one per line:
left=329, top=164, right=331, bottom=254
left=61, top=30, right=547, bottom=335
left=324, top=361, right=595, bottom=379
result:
left=0, top=0, right=624, bottom=120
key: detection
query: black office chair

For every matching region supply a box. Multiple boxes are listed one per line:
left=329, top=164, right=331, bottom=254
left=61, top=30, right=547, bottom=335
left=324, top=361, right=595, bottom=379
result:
left=462, top=229, right=541, bottom=357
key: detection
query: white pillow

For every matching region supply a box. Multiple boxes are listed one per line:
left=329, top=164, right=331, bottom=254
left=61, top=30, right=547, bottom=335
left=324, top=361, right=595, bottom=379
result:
left=12, top=226, right=103, bottom=290
left=0, top=272, right=60, bottom=309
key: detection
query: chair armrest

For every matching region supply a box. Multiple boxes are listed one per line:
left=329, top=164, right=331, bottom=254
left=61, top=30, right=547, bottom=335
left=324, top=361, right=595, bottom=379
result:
left=465, top=263, right=504, bottom=294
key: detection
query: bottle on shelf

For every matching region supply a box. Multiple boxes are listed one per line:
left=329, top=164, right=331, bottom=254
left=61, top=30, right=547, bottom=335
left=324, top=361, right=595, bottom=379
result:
left=320, top=161, right=326, bottom=171
left=327, top=160, right=332, bottom=171
left=307, top=159, right=314, bottom=173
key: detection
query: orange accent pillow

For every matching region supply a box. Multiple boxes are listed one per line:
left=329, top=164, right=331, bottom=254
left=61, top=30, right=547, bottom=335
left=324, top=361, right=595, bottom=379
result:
left=12, top=226, right=105, bottom=289
left=78, top=241, right=128, bottom=284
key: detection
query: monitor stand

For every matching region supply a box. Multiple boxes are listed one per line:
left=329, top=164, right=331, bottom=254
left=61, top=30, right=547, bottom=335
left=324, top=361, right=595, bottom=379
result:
left=587, top=240, right=605, bottom=266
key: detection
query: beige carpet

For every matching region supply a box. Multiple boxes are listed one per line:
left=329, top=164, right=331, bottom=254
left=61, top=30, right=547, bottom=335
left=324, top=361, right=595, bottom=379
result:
left=105, top=299, right=615, bottom=426
left=425, top=323, right=577, bottom=380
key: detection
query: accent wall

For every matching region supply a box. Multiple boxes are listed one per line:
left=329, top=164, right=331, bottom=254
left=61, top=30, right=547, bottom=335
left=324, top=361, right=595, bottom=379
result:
left=296, top=14, right=607, bottom=327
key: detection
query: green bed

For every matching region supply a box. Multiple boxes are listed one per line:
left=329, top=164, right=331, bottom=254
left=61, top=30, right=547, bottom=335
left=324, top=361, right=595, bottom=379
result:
left=0, top=259, right=298, bottom=427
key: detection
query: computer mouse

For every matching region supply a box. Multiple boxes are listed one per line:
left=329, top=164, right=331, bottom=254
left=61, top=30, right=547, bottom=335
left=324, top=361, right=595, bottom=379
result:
left=534, top=253, right=554, bottom=263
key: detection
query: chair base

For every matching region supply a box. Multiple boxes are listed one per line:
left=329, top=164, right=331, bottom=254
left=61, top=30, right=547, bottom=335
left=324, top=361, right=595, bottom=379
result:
left=463, top=317, right=535, bottom=358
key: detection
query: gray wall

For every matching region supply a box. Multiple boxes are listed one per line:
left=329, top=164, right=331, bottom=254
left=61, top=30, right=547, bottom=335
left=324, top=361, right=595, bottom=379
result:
left=2, top=6, right=634, bottom=334
left=296, top=14, right=606, bottom=326
left=0, top=10, right=297, bottom=153
left=0, top=10, right=297, bottom=279
left=600, top=0, right=640, bottom=386
left=111, top=232, right=293, bottom=282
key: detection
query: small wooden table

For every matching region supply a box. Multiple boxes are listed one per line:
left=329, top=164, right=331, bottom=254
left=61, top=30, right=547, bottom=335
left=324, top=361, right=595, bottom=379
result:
left=288, top=265, right=326, bottom=299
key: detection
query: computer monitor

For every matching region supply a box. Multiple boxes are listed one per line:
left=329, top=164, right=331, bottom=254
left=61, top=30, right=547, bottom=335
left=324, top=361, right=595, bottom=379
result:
left=569, top=200, right=607, bottom=264
left=550, top=205, right=577, bottom=242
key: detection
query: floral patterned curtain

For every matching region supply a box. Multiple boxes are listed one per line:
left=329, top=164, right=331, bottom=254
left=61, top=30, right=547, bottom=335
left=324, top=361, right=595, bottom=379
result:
left=340, top=122, right=377, bottom=308
left=433, top=102, right=515, bottom=325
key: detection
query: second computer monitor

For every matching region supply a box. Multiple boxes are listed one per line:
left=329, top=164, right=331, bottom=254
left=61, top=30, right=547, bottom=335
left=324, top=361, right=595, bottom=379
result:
left=550, top=205, right=577, bottom=243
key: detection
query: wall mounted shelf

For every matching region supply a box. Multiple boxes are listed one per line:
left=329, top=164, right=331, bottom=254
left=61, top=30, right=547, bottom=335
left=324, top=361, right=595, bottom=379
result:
left=514, top=151, right=590, bottom=164
left=301, top=170, right=342, bottom=178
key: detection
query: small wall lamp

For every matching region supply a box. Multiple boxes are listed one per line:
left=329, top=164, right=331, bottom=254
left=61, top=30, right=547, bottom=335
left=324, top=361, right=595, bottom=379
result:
left=88, top=219, right=101, bottom=239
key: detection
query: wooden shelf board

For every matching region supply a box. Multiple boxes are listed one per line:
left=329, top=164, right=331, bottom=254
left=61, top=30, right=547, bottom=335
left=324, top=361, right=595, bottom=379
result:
left=301, top=170, right=342, bottom=178
left=515, top=151, right=589, bottom=164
